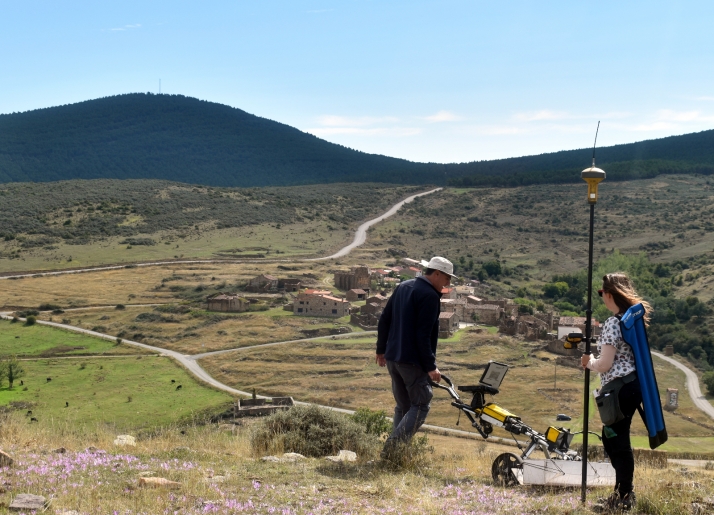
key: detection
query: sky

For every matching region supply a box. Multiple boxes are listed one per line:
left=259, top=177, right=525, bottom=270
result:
left=2, top=0, right=714, bottom=164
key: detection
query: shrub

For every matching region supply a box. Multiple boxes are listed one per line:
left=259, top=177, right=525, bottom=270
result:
left=352, top=407, right=392, bottom=437
left=250, top=405, right=379, bottom=459
left=38, top=303, right=62, bottom=311
left=379, top=434, right=434, bottom=472
left=115, top=304, right=126, bottom=310
left=703, top=371, right=714, bottom=396
left=25, top=316, right=36, bottom=326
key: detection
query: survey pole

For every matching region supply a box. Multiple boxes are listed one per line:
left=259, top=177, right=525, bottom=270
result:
left=580, top=164, right=605, bottom=502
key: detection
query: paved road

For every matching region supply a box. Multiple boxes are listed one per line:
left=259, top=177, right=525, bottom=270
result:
left=310, top=187, right=442, bottom=261
left=652, top=351, right=714, bottom=420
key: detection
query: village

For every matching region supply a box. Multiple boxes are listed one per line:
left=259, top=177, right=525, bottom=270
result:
left=204, top=257, right=606, bottom=357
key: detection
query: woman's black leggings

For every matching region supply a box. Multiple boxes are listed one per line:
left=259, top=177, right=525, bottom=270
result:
left=602, top=377, right=642, bottom=497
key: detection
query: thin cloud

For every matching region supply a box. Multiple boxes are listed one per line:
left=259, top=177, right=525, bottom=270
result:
left=424, top=110, right=462, bottom=123
left=655, top=109, right=703, bottom=122
left=307, top=127, right=421, bottom=137
left=107, top=23, right=141, bottom=32
left=513, top=110, right=571, bottom=122
left=316, top=115, right=399, bottom=127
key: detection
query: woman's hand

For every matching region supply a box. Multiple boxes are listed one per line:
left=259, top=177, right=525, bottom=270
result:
left=581, top=354, right=591, bottom=369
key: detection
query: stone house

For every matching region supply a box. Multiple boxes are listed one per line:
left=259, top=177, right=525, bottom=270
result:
left=455, top=286, right=475, bottom=297
left=279, top=278, right=302, bottom=292
left=346, top=288, right=369, bottom=301
left=365, top=294, right=388, bottom=307
left=441, top=298, right=468, bottom=319
left=207, top=293, right=248, bottom=313
left=294, top=293, right=351, bottom=317
left=472, top=304, right=502, bottom=325
left=441, top=287, right=457, bottom=300
left=247, top=274, right=278, bottom=292
left=400, top=266, right=422, bottom=278
left=334, top=266, right=371, bottom=291
left=466, top=295, right=484, bottom=305
left=439, top=311, right=460, bottom=338
left=557, top=316, right=601, bottom=340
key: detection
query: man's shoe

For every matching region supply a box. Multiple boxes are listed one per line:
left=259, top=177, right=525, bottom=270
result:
left=617, top=491, right=636, bottom=511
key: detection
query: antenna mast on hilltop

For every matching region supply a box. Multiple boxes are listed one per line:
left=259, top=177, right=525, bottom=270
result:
left=592, top=120, right=600, bottom=167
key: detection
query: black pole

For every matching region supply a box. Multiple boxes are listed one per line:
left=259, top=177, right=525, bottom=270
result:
left=581, top=202, right=595, bottom=502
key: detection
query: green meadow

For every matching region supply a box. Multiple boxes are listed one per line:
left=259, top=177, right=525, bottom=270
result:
left=0, top=319, right=148, bottom=357
left=0, top=356, right=234, bottom=430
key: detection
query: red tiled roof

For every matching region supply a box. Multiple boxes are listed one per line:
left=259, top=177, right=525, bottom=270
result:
left=321, top=295, right=349, bottom=303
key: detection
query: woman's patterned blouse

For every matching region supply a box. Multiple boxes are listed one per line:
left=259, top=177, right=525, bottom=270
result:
left=597, top=315, right=636, bottom=386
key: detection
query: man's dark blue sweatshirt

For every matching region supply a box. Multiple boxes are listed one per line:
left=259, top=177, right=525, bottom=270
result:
left=376, top=276, right=442, bottom=372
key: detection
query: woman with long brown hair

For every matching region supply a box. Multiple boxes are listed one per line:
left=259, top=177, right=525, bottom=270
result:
left=581, top=273, right=651, bottom=512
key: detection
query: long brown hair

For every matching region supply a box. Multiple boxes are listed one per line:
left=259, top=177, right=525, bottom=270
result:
left=602, top=272, right=652, bottom=326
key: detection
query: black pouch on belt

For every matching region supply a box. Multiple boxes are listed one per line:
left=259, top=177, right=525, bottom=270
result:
left=595, top=372, right=637, bottom=426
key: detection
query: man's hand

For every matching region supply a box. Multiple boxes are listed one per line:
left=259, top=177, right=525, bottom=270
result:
left=375, top=354, right=386, bottom=367
left=428, top=368, right=441, bottom=383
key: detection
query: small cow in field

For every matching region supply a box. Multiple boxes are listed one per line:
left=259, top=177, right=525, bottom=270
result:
left=46, top=377, right=52, bottom=382
left=176, top=385, right=182, bottom=391
left=26, top=410, right=32, bottom=416
left=65, top=402, right=69, bottom=407
left=171, top=379, right=176, bottom=383
left=30, top=417, right=38, bottom=423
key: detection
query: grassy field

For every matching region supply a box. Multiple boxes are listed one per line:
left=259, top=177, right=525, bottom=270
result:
left=0, top=356, right=233, bottom=430
left=199, top=330, right=714, bottom=443
left=28, top=305, right=357, bottom=355
left=0, top=221, right=356, bottom=273
left=3, top=413, right=711, bottom=515
left=0, top=261, right=336, bottom=309
left=0, top=319, right=149, bottom=357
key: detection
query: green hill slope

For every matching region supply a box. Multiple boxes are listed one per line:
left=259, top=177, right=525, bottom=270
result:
left=0, top=93, right=432, bottom=187
left=448, top=129, right=714, bottom=187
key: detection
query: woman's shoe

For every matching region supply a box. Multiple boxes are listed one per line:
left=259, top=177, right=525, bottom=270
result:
left=593, top=491, right=620, bottom=513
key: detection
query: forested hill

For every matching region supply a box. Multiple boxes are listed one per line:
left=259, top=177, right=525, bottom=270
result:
left=1, top=93, right=713, bottom=187
left=447, top=129, right=714, bottom=187
left=0, top=93, right=433, bottom=187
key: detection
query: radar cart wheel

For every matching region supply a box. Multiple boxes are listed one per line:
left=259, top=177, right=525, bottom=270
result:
left=492, top=452, right=522, bottom=487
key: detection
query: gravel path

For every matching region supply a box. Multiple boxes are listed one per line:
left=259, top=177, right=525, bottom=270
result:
left=652, top=351, right=714, bottom=420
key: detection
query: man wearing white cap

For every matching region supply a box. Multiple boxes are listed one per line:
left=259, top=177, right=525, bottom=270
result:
left=376, top=256, right=456, bottom=455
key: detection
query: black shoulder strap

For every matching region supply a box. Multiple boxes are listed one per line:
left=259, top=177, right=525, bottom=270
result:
left=637, top=404, right=648, bottom=431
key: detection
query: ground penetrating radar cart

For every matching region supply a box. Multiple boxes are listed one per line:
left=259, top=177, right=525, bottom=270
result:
left=431, top=361, right=615, bottom=487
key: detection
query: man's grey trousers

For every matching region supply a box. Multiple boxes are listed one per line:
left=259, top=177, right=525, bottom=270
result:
left=384, top=360, right=433, bottom=445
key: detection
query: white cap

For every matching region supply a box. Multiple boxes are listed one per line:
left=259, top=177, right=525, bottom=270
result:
left=420, top=256, right=457, bottom=278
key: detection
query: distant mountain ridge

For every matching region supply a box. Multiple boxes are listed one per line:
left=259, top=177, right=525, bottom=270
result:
left=1, top=93, right=713, bottom=187
left=448, top=128, right=714, bottom=187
